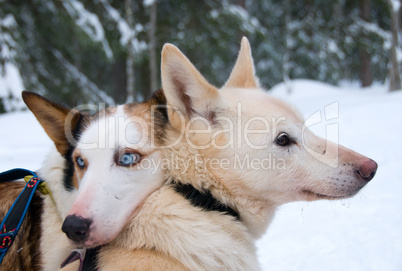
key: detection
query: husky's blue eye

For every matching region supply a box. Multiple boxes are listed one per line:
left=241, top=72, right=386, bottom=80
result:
left=118, top=153, right=141, bottom=167
left=76, top=156, right=85, bottom=168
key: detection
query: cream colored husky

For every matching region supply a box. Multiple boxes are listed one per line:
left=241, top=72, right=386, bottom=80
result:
left=90, top=37, right=377, bottom=270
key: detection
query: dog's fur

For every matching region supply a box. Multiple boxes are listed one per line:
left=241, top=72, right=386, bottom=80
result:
left=0, top=90, right=168, bottom=271
left=0, top=38, right=377, bottom=270
left=91, top=38, right=378, bottom=270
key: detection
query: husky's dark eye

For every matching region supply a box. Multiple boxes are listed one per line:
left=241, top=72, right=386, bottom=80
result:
left=275, top=132, right=293, bottom=147
left=118, top=153, right=141, bottom=167
left=76, top=156, right=85, bottom=169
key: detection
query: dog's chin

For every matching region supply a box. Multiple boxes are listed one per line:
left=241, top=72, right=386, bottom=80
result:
left=66, top=234, right=116, bottom=249
left=301, top=189, right=359, bottom=201
left=70, top=207, right=142, bottom=248
left=83, top=234, right=117, bottom=248
left=66, top=240, right=96, bottom=249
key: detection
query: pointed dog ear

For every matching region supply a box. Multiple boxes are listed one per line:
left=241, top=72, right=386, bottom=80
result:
left=224, top=37, right=259, bottom=89
left=22, top=91, right=85, bottom=156
left=161, top=43, right=221, bottom=127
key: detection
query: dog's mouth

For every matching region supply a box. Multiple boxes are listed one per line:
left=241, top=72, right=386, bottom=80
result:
left=302, top=189, right=356, bottom=200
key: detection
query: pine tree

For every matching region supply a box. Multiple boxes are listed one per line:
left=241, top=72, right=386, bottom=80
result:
left=0, top=0, right=397, bottom=114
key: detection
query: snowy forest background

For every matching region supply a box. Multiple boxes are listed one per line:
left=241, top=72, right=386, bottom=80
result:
left=0, top=0, right=401, bottom=112
left=1, top=2, right=402, bottom=269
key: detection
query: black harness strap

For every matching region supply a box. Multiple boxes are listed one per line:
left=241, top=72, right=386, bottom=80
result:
left=174, top=182, right=239, bottom=219
left=0, top=168, right=44, bottom=264
left=82, top=247, right=100, bottom=271
left=60, top=247, right=100, bottom=271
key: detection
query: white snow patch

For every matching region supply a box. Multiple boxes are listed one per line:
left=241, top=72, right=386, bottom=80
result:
left=62, top=0, right=114, bottom=59
left=0, top=111, right=52, bottom=170
left=0, top=62, right=25, bottom=111
left=99, top=0, right=145, bottom=52
left=0, top=14, right=18, bottom=59
left=143, top=0, right=155, bottom=7
left=352, top=18, right=391, bottom=43
left=100, top=0, right=131, bottom=46
left=327, top=39, right=345, bottom=59
left=210, top=9, right=219, bottom=19
left=391, top=0, right=401, bottom=13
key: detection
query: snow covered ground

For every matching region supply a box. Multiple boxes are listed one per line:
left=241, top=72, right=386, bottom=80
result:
left=0, top=80, right=401, bottom=270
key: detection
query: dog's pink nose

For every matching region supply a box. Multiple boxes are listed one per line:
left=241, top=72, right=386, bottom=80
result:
left=357, top=159, right=378, bottom=181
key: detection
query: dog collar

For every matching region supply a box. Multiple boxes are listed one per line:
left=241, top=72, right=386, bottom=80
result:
left=173, top=182, right=239, bottom=219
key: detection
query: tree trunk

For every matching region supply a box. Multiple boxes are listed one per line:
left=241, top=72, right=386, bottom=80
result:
left=389, top=0, right=402, bottom=91
left=360, top=50, right=372, bottom=87
left=360, top=0, right=372, bottom=87
left=148, top=1, right=158, bottom=94
left=235, top=0, right=246, bottom=9
left=125, top=0, right=136, bottom=102
left=283, top=0, right=292, bottom=94
left=399, top=0, right=402, bottom=29
left=111, top=60, right=127, bottom=104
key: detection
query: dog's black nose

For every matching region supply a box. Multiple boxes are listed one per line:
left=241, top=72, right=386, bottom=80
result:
left=62, top=215, right=92, bottom=243
left=357, top=159, right=378, bottom=181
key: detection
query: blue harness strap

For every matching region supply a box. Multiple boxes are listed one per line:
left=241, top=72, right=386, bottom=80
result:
left=0, top=168, right=44, bottom=264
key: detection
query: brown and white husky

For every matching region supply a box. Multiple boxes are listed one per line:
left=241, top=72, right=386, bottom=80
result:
left=0, top=90, right=168, bottom=270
